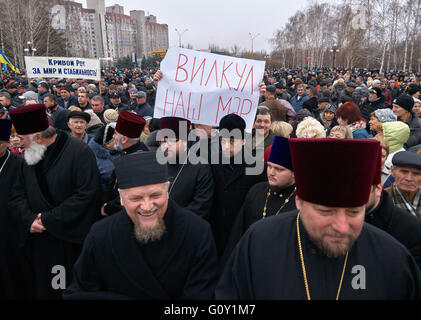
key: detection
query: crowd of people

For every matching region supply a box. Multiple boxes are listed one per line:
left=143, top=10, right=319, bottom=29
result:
left=1, top=65, right=421, bottom=300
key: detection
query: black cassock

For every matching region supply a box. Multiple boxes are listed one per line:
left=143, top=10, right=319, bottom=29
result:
left=9, top=131, right=102, bottom=299
left=219, top=182, right=297, bottom=274
left=216, top=210, right=421, bottom=299
left=210, top=147, right=267, bottom=257
left=64, top=200, right=218, bottom=300
left=0, top=151, right=27, bottom=299
left=167, top=161, right=214, bottom=220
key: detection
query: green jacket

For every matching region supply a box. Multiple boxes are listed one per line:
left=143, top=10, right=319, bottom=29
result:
left=383, top=121, right=410, bottom=153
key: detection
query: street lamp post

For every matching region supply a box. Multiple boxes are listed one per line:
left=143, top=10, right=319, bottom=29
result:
left=249, top=33, right=260, bottom=53
left=330, top=44, right=339, bottom=68
left=24, top=41, right=37, bottom=56
left=175, top=28, right=188, bottom=48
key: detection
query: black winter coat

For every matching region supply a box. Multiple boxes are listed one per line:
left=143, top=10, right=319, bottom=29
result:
left=210, top=146, right=267, bottom=257
left=64, top=200, right=218, bottom=299
left=404, top=112, right=421, bottom=149
left=168, top=161, right=214, bottom=220
left=366, top=190, right=421, bottom=270
left=9, top=131, right=102, bottom=246
left=359, top=95, right=386, bottom=123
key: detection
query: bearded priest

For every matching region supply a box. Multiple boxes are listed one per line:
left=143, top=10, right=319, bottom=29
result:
left=64, top=151, right=218, bottom=300
left=216, top=138, right=421, bottom=299
left=8, top=104, right=102, bottom=299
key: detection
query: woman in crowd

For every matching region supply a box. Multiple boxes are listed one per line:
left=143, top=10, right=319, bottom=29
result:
left=317, top=104, right=338, bottom=135
left=328, top=125, right=353, bottom=139
left=368, top=108, right=397, bottom=138
left=336, top=101, right=369, bottom=138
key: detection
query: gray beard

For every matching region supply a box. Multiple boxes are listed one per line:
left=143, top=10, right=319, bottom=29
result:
left=114, top=138, right=123, bottom=152
left=133, top=215, right=166, bottom=244
left=24, top=141, right=47, bottom=166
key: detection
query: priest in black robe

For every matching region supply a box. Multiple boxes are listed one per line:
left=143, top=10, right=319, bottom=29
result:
left=158, top=116, right=214, bottom=220
left=0, top=119, right=27, bottom=299
left=210, top=114, right=267, bottom=257
left=102, top=111, right=149, bottom=216
left=216, top=138, right=421, bottom=299
left=8, top=104, right=102, bottom=299
left=220, top=136, right=296, bottom=273
left=64, top=151, right=218, bottom=299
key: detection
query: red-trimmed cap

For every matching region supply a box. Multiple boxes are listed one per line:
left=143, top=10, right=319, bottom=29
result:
left=289, top=138, right=380, bottom=207
left=9, top=104, right=49, bottom=135
left=159, top=116, right=191, bottom=140
left=115, top=111, right=146, bottom=138
left=60, top=87, right=70, bottom=92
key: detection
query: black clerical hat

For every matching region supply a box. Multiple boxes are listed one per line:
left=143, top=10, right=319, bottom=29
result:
left=114, top=151, right=168, bottom=189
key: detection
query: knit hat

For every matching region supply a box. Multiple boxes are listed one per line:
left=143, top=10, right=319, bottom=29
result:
left=218, top=113, right=246, bottom=139
left=369, top=87, right=382, bottom=98
left=323, top=104, right=337, bottom=114
left=393, top=94, right=414, bottom=113
left=373, top=108, right=397, bottom=123
left=104, top=109, right=119, bottom=123
left=20, top=91, right=39, bottom=101
left=408, top=87, right=420, bottom=96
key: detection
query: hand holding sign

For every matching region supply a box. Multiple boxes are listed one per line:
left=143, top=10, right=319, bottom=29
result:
left=153, top=48, right=265, bottom=131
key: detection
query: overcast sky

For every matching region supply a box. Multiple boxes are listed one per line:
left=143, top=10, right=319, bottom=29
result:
left=77, top=0, right=311, bottom=53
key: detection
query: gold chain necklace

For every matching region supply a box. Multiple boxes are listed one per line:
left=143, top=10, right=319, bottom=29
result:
left=296, top=212, right=348, bottom=300
left=262, top=186, right=296, bottom=218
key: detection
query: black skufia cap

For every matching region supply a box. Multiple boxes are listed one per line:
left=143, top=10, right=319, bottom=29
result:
left=114, top=151, right=168, bottom=189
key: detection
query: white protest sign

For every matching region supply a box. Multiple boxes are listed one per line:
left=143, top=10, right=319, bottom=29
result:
left=154, top=47, right=265, bottom=131
left=24, top=56, right=100, bottom=81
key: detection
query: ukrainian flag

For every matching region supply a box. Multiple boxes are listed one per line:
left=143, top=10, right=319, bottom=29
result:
left=0, top=49, right=20, bottom=73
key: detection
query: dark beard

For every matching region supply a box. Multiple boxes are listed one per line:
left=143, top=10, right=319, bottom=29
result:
left=308, top=231, right=356, bottom=258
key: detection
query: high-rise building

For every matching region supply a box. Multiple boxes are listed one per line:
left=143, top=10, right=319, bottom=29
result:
left=86, top=0, right=108, bottom=58
left=39, top=0, right=168, bottom=60
left=130, top=10, right=169, bottom=61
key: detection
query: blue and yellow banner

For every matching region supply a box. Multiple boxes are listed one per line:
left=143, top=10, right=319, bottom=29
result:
left=0, top=49, right=20, bottom=73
